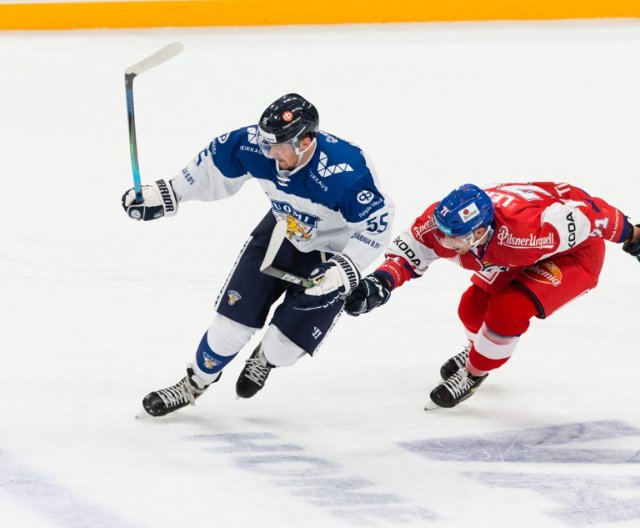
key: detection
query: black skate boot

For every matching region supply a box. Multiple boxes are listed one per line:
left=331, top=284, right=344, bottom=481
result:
left=440, top=343, right=471, bottom=380
left=428, top=367, right=487, bottom=409
left=236, top=346, right=274, bottom=399
left=142, top=365, right=220, bottom=417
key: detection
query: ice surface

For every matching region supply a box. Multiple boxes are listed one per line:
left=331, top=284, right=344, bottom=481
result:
left=1, top=20, right=640, bottom=528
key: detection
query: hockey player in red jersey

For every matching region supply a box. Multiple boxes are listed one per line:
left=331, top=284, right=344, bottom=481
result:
left=344, top=182, right=640, bottom=409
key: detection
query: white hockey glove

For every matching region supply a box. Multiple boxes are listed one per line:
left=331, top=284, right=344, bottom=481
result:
left=294, top=254, right=361, bottom=311
left=121, top=179, right=178, bottom=221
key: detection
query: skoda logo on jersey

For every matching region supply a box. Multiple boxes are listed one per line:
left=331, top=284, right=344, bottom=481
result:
left=357, top=190, right=374, bottom=205
left=271, top=200, right=321, bottom=241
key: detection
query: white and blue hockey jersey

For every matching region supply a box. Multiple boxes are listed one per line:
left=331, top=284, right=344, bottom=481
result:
left=170, top=126, right=394, bottom=272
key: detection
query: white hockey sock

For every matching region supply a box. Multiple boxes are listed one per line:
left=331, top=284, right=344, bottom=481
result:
left=261, top=325, right=306, bottom=367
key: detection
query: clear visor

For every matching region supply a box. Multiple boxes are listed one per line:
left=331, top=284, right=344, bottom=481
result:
left=257, top=132, right=300, bottom=159
left=436, top=230, right=476, bottom=250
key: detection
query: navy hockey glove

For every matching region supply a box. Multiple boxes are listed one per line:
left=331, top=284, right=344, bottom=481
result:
left=344, top=272, right=392, bottom=316
left=294, top=254, right=360, bottom=311
left=122, top=179, right=178, bottom=221
left=622, top=223, right=640, bottom=262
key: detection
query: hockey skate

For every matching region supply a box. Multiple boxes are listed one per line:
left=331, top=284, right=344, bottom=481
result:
left=236, top=346, right=274, bottom=399
left=439, top=343, right=471, bottom=380
left=142, top=365, right=219, bottom=417
left=427, top=367, right=487, bottom=409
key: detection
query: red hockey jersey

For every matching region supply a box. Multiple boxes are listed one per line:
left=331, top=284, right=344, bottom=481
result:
left=378, top=182, right=631, bottom=289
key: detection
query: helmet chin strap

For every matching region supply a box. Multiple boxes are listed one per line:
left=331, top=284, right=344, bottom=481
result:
left=470, top=226, right=493, bottom=249
left=294, top=138, right=316, bottom=166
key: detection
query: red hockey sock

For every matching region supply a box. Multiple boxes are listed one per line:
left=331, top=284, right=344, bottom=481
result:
left=468, top=285, right=539, bottom=374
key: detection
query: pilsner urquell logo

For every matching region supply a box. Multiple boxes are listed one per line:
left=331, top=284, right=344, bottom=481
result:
left=497, top=225, right=555, bottom=249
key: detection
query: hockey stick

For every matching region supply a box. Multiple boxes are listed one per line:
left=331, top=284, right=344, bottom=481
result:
left=260, top=218, right=317, bottom=288
left=125, top=42, right=184, bottom=203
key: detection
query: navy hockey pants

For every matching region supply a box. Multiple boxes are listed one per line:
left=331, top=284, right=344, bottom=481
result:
left=215, top=212, right=344, bottom=355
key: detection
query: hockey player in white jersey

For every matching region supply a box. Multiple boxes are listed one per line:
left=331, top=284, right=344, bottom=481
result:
left=122, top=93, right=394, bottom=417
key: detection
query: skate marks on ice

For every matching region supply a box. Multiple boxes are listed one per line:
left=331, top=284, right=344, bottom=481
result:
left=471, top=473, right=640, bottom=526
left=3, top=422, right=637, bottom=527
left=400, top=420, right=640, bottom=464
left=0, top=451, right=140, bottom=528
left=400, top=420, right=640, bottom=525
left=186, top=432, right=439, bottom=526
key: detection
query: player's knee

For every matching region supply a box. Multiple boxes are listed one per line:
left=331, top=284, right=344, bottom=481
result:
left=484, top=285, right=538, bottom=338
left=467, top=286, right=538, bottom=375
left=458, top=285, right=490, bottom=336
left=193, top=315, right=258, bottom=381
left=262, top=325, right=306, bottom=367
left=207, top=314, right=257, bottom=353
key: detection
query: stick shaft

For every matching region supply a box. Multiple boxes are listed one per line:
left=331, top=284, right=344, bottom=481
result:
left=124, top=42, right=184, bottom=203
left=125, top=73, right=142, bottom=202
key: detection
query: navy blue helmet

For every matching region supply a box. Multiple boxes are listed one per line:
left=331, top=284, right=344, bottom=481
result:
left=434, top=184, right=494, bottom=237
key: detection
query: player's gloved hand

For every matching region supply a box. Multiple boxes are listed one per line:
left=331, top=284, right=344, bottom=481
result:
left=121, top=179, right=178, bottom=221
left=622, top=223, right=640, bottom=262
left=344, top=272, right=392, bottom=316
left=293, top=254, right=360, bottom=311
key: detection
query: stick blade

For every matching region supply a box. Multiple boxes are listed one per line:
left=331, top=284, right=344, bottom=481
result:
left=259, top=218, right=316, bottom=288
left=260, top=218, right=288, bottom=273
left=125, top=42, right=184, bottom=76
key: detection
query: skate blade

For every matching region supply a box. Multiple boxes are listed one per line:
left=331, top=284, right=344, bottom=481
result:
left=135, top=407, right=152, bottom=419
left=424, top=399, right=441, bottom=411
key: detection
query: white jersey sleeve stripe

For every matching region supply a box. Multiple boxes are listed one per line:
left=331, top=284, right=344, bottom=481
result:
left=539, top=200, right=592, bottom=260
left=171, top=154, right=252, bottom=202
